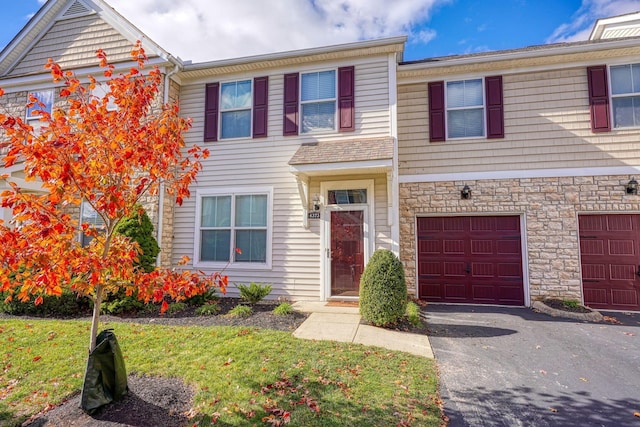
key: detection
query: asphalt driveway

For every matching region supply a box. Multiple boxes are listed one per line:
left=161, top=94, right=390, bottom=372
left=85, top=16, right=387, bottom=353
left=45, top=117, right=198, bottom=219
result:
left=424, top=305, right=640, bottom=427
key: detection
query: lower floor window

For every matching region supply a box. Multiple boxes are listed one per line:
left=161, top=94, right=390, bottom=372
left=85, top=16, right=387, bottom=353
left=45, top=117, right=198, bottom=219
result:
left=198, top=191, right=270, bottom=265
left=80, top=201, right=105, bottom=247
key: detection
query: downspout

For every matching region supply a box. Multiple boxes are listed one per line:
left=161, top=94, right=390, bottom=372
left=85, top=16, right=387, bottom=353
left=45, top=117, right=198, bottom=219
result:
left=156, top=62, right=181, bottom=267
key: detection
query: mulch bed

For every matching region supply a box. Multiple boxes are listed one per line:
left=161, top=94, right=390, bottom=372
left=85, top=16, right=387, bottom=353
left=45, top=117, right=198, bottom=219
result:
left=540, top=299, right=593, bottom=313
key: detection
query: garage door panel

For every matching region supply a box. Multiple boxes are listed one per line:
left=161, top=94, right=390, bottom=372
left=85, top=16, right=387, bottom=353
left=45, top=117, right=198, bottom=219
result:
left=580, top=240, right=604, bottom=256
left=471, top=240, right=493, bottom=254
left=607, top=215, right=634, bottom=231
left=443, top=240, right=465, bottom=254
left=612, top=289, right=638, bottom=306
left=419, top=239, right=440, bottom=254
left=417, top=216, right=524, bottom=306
left=609, top=240, right=635, bottom=256
left=497, top=240, right=520, bottom=254
left=579, top=214, right=640, bottom=311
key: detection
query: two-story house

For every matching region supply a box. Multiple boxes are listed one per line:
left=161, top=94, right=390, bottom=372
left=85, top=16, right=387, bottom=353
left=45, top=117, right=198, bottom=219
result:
left=2, top=0, right=640, bottom=311
left=397, top=13, right=640, bottom=311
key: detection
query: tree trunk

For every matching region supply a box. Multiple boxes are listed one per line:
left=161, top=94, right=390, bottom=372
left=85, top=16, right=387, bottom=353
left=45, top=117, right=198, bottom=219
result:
left=89, top=285, right=104, bottom=352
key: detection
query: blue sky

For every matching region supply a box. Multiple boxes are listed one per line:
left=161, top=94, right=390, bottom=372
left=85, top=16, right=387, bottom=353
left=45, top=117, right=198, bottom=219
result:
left=1, top=0, right=639, bottom=63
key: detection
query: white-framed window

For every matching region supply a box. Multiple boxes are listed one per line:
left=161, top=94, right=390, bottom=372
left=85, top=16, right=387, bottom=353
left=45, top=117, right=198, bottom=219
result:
left=195, top=188, right=272, bottom=268
left=26, top=90, right=54, bottom=120
left=301, top=70, right=336, bottom=133
left=91, top=84, right=117, bottom=111
left=610, top=63, right=640, bottom=128
left=220, top=80, right=252, bottom=139
left=80, top=201, right=105, bottom=247
left=446, top=79, right=485, bottom=138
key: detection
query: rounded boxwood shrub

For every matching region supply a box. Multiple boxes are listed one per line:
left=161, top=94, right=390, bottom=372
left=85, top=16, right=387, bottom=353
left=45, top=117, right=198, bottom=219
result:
left=114, top=207, right=160, bottom=273
left=359, top=249, right=407, bottom=327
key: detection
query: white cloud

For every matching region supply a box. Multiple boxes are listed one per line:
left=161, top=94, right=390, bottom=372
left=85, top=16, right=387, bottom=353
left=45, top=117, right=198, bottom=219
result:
left=546, top=0, right=640, bottom=43
left=104, top=0, right=446, bottom=62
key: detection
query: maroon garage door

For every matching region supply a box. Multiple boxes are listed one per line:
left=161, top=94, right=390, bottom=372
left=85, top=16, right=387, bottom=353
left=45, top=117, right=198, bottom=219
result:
left=579, top=214, right=640, bottom=311
left=417, top=216, right=524, bottom=305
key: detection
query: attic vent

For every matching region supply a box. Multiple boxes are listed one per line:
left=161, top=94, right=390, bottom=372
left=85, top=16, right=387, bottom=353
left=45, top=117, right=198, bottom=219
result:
left=62, top=0, right=92, bottom=18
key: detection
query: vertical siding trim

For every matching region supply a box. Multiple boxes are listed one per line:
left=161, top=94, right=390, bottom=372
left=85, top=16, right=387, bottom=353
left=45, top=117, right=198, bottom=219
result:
left=428, top=81, right=445, bottom=142
left=485, top=75, right=504, bottom=139
left=253, top=76, right=269, bottom=138
left=587, top=65, right=611, bottom=133
left=204, top=82, right=219, bottom=142
left=338, top=66, right=355, bottom=132
left=283, top=72, right=299, bottom=136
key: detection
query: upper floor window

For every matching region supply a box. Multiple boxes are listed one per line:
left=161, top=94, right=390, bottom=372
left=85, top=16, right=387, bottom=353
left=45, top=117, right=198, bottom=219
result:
left=428, top=76, right=503, bottom=142
left=446, top=79, right=484, bottom=138
left=26, top=90, right=54, bottom=120
left=91, top=84, right=117, bottom=111
left=301, top=70, right=336, bottom=133
left=204, top=77, right=268, bottom=142
left=220, top=80, right=252, bottom=139
left=283, top=66, right=354, bottom=136
left=610, top=63, right=640, bottom=128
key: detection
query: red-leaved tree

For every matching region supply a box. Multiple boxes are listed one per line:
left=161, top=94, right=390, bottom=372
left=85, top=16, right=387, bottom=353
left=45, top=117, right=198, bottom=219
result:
left=0, top=42, right=226, bottom=352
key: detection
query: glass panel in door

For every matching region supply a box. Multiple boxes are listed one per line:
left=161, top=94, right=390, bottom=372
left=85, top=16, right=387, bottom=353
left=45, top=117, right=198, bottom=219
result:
left=330, top=210, right=364, bottom=297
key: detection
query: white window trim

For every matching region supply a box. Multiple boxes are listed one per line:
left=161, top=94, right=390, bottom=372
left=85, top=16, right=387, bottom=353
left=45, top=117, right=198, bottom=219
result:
left=219, top=79, right=253, bottom=140
left=26, top=89, right=54, bottom=121
left=608, top=63, right=640, bottom=129
left=444, top=78, right=486, bottom=140
left=300, top=69, right=338, bottom=134
left=194, top=187, right=273, bottom=270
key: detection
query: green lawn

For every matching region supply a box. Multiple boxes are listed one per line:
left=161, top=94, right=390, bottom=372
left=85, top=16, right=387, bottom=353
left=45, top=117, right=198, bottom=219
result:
left=0, top=319, right=441, bottom=426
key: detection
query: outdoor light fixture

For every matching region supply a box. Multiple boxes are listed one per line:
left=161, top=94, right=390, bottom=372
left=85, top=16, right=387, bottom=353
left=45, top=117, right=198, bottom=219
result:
left=312, top=194, right=321, bottom=210
left=461, top=185, right=472, bottom=200
left=626, top=177, right=638, bottom=195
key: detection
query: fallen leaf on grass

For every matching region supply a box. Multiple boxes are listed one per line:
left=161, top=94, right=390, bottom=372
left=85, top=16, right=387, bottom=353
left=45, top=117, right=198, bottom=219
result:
left=32, top=356, right=42, bottom=362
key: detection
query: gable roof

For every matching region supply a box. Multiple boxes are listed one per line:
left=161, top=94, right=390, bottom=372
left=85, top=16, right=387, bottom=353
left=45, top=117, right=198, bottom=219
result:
left=0, top=0, right=180, bottom=79
left=590, top=11, right=640, bottom=40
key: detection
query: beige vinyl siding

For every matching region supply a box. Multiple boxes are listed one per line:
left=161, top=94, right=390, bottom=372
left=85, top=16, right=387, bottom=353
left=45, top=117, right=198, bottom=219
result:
left=172, top=55, right=392, bottom=300
left=398, top=67, right=640, bottom=176
left=9, top=15, right=135, bottom=77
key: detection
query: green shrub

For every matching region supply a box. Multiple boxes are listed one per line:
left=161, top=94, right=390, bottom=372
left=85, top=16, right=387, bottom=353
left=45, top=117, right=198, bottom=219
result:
left=273, top=302, right=294, bottom=316
left=102, top=290, right=148, bottom=315
left=562, top=299, right=580, bottom=309
left=167, top=302, right=187, bottom=314
left=195, top=302, right=221, bottom=316
left=406, top=301, right=421, bottom=327
left=227, top=305, right=252, bottom=317
left=114, top=207, right=160, bottom=273
left=359, top=249, right=407, bottom=327
left=237, top=282, right=272, bottom=304
left=185, top=287, right=219, bottom=306
left=0, top=290, right=92, bottom=317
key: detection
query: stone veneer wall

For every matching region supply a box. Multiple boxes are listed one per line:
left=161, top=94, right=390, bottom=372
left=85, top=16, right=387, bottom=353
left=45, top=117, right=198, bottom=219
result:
left=399, top=175, right=640, bottom=304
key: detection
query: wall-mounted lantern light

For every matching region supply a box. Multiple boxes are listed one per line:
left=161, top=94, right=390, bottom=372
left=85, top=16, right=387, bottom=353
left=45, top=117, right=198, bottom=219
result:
left=626, top=177, right=638, bottom=195
left=461, top=185, right=472, bottom=200
left=312, top=194, right=321, bottom=210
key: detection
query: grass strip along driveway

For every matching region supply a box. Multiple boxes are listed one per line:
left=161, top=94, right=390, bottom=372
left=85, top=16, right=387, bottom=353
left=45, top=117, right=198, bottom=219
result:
left=0, top=318, right=441, bottom=426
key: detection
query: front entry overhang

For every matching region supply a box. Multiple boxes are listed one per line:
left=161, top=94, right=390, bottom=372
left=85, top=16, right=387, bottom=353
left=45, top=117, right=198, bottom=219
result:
left=288, top=136, right=395, bottom=229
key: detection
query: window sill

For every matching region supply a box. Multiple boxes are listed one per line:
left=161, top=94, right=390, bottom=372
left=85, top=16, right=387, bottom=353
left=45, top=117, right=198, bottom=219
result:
left=193, top=261, right=272, bottom=271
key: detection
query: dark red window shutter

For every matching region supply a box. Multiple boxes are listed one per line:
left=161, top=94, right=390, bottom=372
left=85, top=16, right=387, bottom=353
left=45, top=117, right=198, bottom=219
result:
left=338, top=66, right=355, bottom=132
left=428, top=81, right=445, bottom=142
left=253, top=76, right=268, bottom=138
left=485, top=75, right=504, bottom=139
left=283, top=73, right=299, bottom=136
left=204, top=82, right=219, bottom=142
left=587, top=65, right=611, bottom=133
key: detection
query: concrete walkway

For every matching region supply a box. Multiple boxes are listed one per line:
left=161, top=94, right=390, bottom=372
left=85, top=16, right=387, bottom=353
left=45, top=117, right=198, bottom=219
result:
left=291, top=301, right=434, bottom=358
